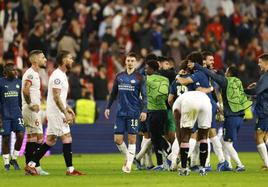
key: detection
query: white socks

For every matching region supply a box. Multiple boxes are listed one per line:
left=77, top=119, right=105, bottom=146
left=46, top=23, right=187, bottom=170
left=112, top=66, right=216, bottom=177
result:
left=116, top=142, right=128, bottom=160
left=191, top=142, right=200, bottom=167
left=136, top=138, right=151, bottom=160
left=257, top=143, right=268, bottom=167
left=169, top=138, right=180, bottom=165
left=210, top=136, right=225, bottom=163
left=188, top=138, right=197, bottom=158
left=11, top=150, right=20, bottom=160
left=2, top=154, right=10, bottom=165
left=145, top=146, right=154, bottom=167
left=221, top=138, right=232, bottom=168
left=224, top=141, right=243, bottom=167
left=126, top=144, right=136, bottom=169
left=205, top=138, right=211, bottom=167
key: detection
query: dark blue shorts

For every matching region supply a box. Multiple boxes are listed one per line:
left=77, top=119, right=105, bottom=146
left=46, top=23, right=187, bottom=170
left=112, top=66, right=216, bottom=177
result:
left=255, top=117, right=268, bottom=132
left=223, top=116, right=243, bottom=142
left=2, top=117, right=25, bottom=135
left=192, top=122, right=198, bottom=133
left=114, top=116, right=139, bottom=135
left=211, top=106, right=217, bottom=129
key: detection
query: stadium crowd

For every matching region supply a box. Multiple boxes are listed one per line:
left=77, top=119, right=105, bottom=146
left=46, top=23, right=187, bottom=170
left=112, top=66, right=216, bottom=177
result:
left=0, top=0, right=268, bottom=176
left=1, top=0, right=268, bottom=100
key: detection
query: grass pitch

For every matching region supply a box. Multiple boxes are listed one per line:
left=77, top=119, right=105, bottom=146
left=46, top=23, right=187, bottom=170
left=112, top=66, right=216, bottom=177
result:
left=0, top=153, right=267, bottom=187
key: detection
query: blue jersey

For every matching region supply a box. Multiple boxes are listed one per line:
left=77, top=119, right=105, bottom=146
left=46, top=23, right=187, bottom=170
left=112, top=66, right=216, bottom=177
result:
left=0, top=78, right=22, bottom=120
left=190, top=70, right=217, bottom=108
left=169, top=79, right=194, bottom=98
left=107, top=70, right=147, bottom=118
left=245, top=71, right=268, bottom=119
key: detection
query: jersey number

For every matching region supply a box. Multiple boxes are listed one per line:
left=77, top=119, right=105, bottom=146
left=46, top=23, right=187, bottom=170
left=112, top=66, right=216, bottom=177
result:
left=131, top=119, right=138, bottom=127
left=18, top=118, right=24, bottom=126
left=177, top=85, right=188, bottom=96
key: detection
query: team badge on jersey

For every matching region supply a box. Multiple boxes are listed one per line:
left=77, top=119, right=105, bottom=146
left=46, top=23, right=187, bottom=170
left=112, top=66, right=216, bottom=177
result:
left=16, top=84, right=20, bottom=89
left=54, top=79, right=61, bottom=85
left=130, top=80, right=136, bottom=84
left=27, top=74, right=33, bottom=80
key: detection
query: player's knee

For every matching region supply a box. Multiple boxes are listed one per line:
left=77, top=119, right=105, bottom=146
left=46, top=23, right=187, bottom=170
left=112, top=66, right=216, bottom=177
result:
left=209, top=128, right=217, bottom=138
left=114, top=136, right=123, bottom=145
left=128, top=134, right=136, bottom=144
left=255, top=130, right=265, bottom=144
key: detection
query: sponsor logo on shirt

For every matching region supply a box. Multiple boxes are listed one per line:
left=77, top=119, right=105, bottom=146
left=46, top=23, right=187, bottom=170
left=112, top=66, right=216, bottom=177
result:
left=54, top=79, right=61, bottom=85
left=27, top=74, right=33, bottom=79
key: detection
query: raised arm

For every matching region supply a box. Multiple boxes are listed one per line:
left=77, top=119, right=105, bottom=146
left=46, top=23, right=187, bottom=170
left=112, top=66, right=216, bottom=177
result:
left=194, top=63, right=227, bottom=88
left=176, top=76, right=193, bottom=86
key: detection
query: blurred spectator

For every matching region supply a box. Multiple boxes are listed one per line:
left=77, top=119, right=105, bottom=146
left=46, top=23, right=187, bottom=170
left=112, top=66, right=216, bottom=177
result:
left=152, top=22, right=164, bottom=56
left=220, top=0, right=234, bottom=17
left=0, top=1, right=18, bottom=29
left=237, top=14, right=254, bottom=48
left=102, top=26, right=116, bottom=46
left=166, top=38, right=182, bottom=67
left=240, top=0, right=256, bottom=19
left=3, top=18, right=17, bottom=52
left=69, top=63, right=83, bottom=100
left=7, top=32, right=26, bottom=70
left=92, top=65, right=109, bottom=101
left=34, top=3, right=52, bottom=31
left=82, top=50, right=97, bottom=77
left=58, top=19, right=81, bottom=59
left=98, top=15, right=113, bottom=39
left=205, top=16, right=224, bottom=44
left=27, top=22, right=47, bottom=54
left=28, top=0, right=42, bottom=28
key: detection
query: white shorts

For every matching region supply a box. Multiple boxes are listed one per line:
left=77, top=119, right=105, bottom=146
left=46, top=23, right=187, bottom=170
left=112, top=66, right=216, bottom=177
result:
left=22, top=105, right=43, bottom=134
left=173, top=91, right=212, bottom=129
left=46, top=114, right=70, bottom=137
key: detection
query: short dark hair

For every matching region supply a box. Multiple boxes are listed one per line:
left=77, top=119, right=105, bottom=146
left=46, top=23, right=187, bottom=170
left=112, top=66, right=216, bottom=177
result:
left=258, top=53, right=268, bottom=62
left=56, top=50, right=71, bottom=65
left=179, top=60, right=188, bottom=70
left=126, top=52, right=137, bottom=59
left=3, top=63, right=15, bottom=75
left=29, top=50, right=43, bottom=58
left=147, top=59, right=159, bottom=71
left=145, top=53, right=158, bottom=63
left=201, top=51, right=213, bottom=60
left=227, top=66, right=239, bottom=77
left=157, top=56, right=169, bottom=63
left=187, top=51, right=203, bottom=65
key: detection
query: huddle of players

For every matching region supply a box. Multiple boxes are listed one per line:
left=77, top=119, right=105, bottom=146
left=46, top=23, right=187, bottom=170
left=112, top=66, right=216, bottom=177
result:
left=0, top=50, right=84, bottom=176
left=106, top=51, right=268, bottom=176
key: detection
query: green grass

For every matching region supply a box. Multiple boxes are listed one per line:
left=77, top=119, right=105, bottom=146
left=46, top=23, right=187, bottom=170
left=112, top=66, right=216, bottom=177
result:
left=0, top=153, right=267, bottom=187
